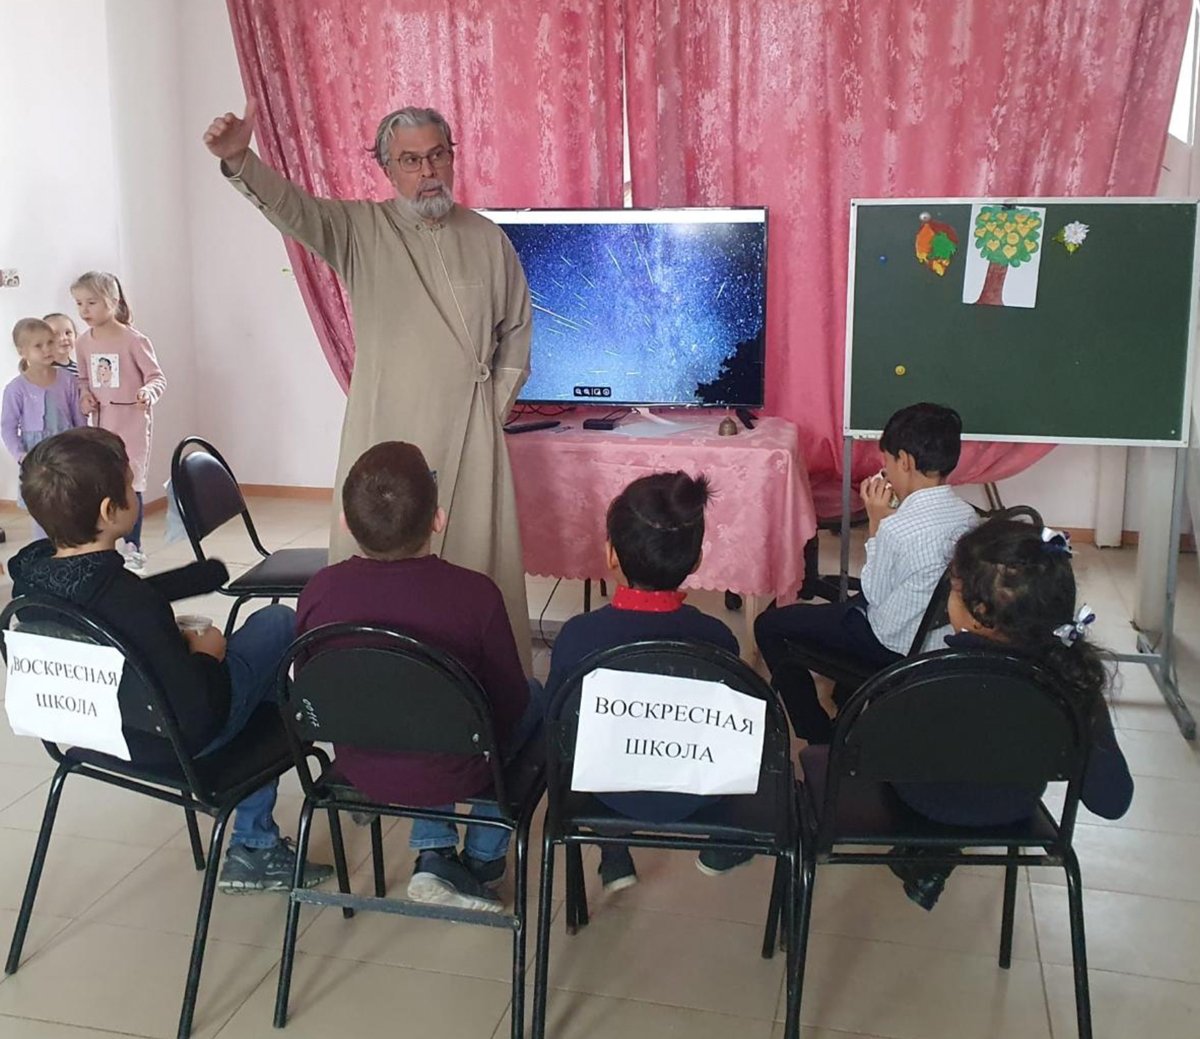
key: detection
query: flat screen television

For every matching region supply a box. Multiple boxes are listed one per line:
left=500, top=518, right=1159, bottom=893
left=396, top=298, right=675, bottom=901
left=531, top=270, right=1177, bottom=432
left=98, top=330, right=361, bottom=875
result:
left=480, top=208, right=768, bottom=408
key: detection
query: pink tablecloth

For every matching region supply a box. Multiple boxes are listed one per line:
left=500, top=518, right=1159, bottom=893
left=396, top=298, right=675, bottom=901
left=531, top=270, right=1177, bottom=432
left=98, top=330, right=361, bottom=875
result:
left=507, top=415, right=817, bottom=601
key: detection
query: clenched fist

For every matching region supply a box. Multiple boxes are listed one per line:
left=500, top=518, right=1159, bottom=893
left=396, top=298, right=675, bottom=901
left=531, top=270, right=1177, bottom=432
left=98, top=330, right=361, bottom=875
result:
left=203, top=97, right=258, bottom=166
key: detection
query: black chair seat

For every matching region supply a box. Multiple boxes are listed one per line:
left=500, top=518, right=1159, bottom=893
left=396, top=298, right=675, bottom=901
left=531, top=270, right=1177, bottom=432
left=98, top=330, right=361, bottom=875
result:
left=65, top=705, right=291, bottom=805
left=564, top=788, right=783, bottom=842
left=229, top=548, right=328, bottom=593
left=799, top=746, right=1059, bottom=847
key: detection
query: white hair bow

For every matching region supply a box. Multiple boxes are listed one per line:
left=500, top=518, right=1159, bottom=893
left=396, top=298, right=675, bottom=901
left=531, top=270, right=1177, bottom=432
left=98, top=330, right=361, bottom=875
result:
left=1053, top=604, right=1096, bottom=647
left=1041, top=527, right=1073, bottom=557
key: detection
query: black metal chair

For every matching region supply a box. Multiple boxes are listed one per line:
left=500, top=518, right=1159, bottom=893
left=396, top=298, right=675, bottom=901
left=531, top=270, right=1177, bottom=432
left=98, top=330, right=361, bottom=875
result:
left=272, top=623, right=545, bottom=1039
left=0, top=595, right=325, bottom=1039
left=531, top=640, right=801, bottom=1039
left=784, top=650, right=1095, bottom=1039
left=170, top=437, right=327, bottom=636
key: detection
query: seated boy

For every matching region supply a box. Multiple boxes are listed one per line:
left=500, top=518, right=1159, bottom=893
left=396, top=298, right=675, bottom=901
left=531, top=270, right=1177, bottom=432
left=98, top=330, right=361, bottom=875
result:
left=9, top=428, right=332, bottom=893
left=295, top=441, right=543, bottom=913
left=547, top=471, right=746, bottom=893
left=754, top=403, right=977, bottom=741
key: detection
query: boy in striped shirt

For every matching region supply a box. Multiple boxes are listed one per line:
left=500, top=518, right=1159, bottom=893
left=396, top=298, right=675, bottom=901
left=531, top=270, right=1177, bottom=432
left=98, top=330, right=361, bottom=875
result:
left=755, top=403, right=977, bottom=741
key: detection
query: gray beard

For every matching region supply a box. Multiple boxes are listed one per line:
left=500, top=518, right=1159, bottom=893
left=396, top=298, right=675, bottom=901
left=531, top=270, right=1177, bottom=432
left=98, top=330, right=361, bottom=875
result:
left=401, top=185, right=455, bottom=221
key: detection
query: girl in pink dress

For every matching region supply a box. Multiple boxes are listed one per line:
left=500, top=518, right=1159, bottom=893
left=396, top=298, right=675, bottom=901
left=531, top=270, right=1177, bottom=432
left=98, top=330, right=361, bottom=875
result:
left=71, top=271, right=166, bottom=571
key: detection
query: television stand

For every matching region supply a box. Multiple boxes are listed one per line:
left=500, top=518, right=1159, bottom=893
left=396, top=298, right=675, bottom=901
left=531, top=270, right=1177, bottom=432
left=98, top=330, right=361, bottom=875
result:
left=629, top=407, right=679, bottom=426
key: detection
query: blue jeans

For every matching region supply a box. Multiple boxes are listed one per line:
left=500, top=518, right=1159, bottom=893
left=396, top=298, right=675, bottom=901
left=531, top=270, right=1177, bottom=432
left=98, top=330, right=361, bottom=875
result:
left=410, top=678, right=547, bottom=862
left=200, top=604, right=295, bottom=850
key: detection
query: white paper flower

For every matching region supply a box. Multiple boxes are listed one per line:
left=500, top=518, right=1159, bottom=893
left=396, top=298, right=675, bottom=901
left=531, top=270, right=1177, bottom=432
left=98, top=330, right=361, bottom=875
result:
left=1062, top=221, right=1089, bottom=246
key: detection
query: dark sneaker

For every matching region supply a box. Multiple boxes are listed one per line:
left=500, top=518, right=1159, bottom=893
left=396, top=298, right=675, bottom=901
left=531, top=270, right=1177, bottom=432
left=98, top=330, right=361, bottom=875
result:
left=407, top=849, right=504, bottom=913
left=462, top=852, right=507, bottom=890
left=350, top=811, right=380, bottom=827
left=218, top=838, right=335, bottom=893
left=696, top=848, right=755, bottom=876
left=598, top=846, right=638, bottom=893
left=887, top=847, right=953, bottom=911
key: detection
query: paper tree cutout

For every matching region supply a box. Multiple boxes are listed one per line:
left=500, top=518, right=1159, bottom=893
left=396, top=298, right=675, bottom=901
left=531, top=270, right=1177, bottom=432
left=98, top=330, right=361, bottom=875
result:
left=970, top=206, right=1042, bottom=305
left=915, top=219, right=959, bottom=276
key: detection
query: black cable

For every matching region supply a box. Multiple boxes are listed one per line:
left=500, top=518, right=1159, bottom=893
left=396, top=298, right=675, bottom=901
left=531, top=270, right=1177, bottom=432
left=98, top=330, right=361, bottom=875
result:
left=537, top=578, right=563, bottom=650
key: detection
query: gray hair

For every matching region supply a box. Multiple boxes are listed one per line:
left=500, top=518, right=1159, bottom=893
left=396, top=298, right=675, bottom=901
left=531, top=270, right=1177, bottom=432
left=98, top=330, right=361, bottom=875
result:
left=372, top=107, right=455, bottom=169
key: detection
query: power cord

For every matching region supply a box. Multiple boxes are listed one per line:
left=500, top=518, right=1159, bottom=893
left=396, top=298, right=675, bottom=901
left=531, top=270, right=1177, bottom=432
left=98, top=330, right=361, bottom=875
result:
left=537, top=578, right=563, bottom=650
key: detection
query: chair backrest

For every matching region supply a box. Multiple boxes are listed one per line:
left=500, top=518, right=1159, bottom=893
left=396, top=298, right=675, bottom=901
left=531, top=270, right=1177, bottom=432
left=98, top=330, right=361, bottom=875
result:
left=544, top=639, right=794, bottom=835
left=906, top=566, right=951, bottom=656
left=170, top=437, right=263, bottom=558
left=278, top=623, right=511, bottom=810
left=818, top=650, right=1090, bottom=847
left=0, top=595, right=210, bottom=792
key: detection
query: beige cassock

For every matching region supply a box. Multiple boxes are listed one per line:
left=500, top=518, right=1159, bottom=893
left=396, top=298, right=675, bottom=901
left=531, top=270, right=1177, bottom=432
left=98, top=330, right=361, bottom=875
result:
left=225, top=152, right=533, bottom=671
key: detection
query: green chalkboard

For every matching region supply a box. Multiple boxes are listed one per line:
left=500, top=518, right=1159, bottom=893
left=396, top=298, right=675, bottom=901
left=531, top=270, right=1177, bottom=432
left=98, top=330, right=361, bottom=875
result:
left=846, top=199, right=1198, bottom=445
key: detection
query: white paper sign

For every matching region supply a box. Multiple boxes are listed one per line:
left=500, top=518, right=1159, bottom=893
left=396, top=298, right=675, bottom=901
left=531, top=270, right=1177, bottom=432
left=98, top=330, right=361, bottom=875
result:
left=4, top=630, right=130, bottom=760
left=571, top=668, right=767, bottom=796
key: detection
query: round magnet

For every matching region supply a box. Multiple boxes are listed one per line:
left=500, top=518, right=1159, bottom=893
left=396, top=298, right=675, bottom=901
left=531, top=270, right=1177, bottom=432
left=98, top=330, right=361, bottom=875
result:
left=895, top=364, right=907, bottom=376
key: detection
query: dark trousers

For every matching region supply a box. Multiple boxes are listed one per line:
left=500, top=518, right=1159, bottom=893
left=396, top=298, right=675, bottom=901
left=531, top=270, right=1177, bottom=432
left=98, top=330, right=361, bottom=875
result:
left=754, top=597, right=902, bottom=741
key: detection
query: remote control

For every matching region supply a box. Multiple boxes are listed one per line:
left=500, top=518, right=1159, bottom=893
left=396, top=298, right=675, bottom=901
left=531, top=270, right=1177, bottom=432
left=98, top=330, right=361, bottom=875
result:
left=503, top=419, right=561, bottom=434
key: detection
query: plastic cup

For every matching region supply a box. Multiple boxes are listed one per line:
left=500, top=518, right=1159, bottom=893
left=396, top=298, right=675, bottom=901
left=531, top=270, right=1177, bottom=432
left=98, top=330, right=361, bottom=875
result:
left=176, top=614, right=213, bottom=634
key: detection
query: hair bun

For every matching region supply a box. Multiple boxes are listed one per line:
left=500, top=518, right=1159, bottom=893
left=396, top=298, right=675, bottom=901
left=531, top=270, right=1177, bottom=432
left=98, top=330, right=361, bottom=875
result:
left=669, top=472, right=711, bottom=523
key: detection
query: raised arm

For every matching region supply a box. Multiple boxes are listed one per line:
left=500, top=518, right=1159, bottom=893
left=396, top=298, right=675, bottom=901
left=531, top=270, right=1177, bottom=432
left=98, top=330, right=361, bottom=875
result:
left=204, top=98, right=356, bottom=274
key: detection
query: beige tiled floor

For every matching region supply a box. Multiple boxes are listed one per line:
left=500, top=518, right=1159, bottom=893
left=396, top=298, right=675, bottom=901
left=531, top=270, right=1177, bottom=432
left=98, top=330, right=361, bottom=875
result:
left=0, top=499, right=1198, bottom=1039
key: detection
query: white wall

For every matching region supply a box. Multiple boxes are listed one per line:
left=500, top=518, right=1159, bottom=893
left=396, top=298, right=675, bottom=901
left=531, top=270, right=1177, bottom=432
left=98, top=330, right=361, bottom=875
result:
left=0, top=0, right=122, bottom=500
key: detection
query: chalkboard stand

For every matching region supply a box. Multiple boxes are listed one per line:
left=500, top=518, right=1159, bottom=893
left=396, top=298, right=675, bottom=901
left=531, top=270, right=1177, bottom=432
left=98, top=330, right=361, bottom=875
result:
left=836, top=434, right=1197, bottom=740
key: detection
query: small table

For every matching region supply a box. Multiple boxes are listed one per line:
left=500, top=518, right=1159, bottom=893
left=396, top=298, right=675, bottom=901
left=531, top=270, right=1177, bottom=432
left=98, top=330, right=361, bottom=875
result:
left=507, top=415, right=819, bottom=652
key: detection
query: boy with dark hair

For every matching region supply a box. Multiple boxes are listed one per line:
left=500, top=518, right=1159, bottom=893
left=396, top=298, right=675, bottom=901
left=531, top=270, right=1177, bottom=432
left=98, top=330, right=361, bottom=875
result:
left=755, top=402, right=977, bottom=742
left=8, top=428, right=332, bottom=892
left=295, top=441, right=542, bottom=913
left=547, top=471, right=745, bottom=892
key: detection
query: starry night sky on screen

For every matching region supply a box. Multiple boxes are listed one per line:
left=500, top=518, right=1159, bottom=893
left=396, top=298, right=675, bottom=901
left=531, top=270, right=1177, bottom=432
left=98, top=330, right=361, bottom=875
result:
left=500, top=218, right=767, bottom=406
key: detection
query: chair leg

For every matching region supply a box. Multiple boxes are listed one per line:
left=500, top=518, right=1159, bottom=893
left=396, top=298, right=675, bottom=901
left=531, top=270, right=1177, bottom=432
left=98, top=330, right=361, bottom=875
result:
left=762, top=855, right=785, bottom=959
left=184, top=810, right=206, bottom=872
left=784, top=852, right=817, bottom=1039
left=326, top=808, right=354, bottom=919
left=510, top=820, right=532, bottom=1039
left=531, top=835, right=557, bottom=1039
left=274, top=799, right=317, bottom=1029
left=1064, top=847, right=1093, bottom=1039
left=564, top=843, right=588, bottom=933
left=177, top=806, right=233, bottom=1039
left=999, top=846, right=1019, bottom=969
left=782, top=847, right=802, bottom=1039
left=5, top=764, right=71, bottom=975
left=370, top=815, right=386, bottom=898
left=223, top=597, right=248, bottom=638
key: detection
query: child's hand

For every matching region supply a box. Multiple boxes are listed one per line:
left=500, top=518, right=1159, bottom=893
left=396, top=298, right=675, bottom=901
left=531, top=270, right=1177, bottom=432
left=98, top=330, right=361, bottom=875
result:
left=135, top=388, right=150, bottom=411
left=80, top=390, right=98, bottom=415
left=183, top=626, right=227, bottom=662
left=204, top=97, right=257, bottom=164
left=859, top=475, right=897, bottom=536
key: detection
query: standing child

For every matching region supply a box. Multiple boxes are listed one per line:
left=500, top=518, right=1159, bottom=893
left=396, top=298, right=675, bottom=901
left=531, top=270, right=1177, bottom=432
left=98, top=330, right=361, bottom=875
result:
left=2, top=319, right=86, bottom=540
left=71, top=271, right=165, bottom=571
left=43, top=312, right=79, bottom=374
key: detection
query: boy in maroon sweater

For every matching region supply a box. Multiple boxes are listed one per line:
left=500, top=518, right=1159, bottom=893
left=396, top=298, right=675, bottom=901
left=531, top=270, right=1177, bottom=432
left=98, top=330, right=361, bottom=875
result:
left=296, top=441, right=542, bottom=912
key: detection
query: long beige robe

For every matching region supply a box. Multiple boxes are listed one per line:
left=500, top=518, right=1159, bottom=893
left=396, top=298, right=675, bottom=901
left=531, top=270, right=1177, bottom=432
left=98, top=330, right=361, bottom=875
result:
left=225, top=152, right=533, bottom=671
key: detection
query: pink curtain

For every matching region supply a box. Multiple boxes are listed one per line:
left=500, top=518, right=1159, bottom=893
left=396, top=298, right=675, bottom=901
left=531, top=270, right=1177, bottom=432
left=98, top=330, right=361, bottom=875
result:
left=624, top=0, right=1192, bottom=493
left=226, top=0, right=626, bottom=389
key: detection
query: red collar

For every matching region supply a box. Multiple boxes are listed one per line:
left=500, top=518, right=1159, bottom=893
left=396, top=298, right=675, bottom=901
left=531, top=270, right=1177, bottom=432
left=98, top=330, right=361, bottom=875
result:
left=612, top=586, right=687, bottom=613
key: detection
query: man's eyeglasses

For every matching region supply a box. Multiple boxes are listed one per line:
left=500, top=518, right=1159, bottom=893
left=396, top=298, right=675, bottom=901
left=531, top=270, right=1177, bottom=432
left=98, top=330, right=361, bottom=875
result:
left=391, top=147, right=454, bottom=173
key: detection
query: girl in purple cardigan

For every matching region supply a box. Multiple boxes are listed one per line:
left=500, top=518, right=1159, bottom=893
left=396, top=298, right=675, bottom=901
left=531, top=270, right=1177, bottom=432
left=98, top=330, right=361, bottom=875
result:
left=3, top=318, right=86, bottom=540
